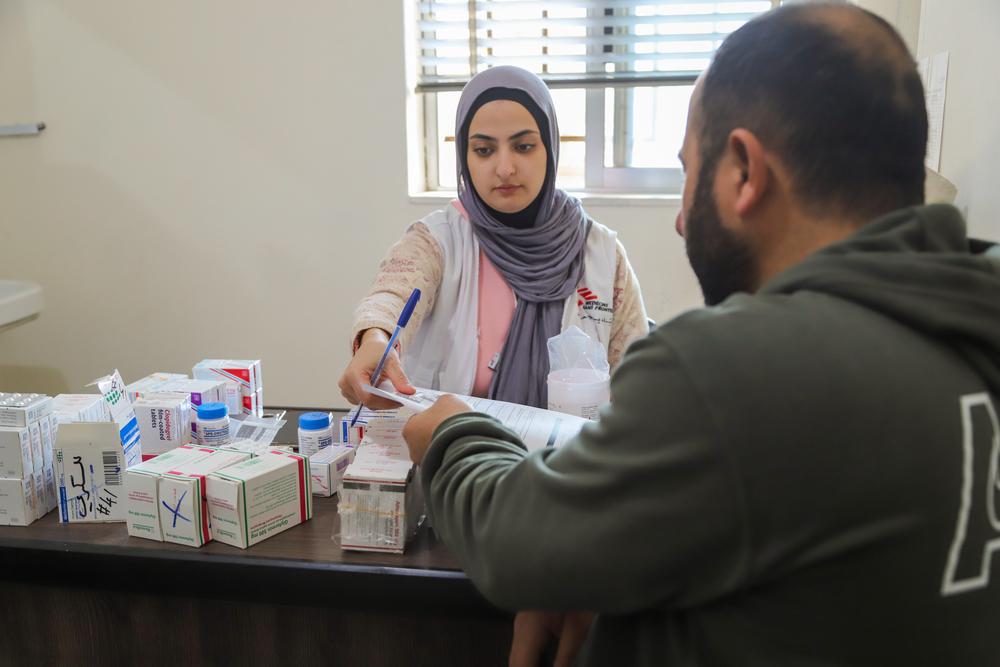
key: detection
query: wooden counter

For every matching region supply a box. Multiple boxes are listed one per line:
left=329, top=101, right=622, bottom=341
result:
left=0, top=408, right=511, bottom=665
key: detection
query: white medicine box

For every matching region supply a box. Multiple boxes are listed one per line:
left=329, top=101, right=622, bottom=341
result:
left=0, top=477, right=35, bottom=526
left=0, top=427, right=33, bottom=479
left=54, top=422, right=129, bottom=523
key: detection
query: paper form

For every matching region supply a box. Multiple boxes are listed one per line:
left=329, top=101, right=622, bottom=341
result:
left=919, top=51, right=949, bottom=171
left=361, top=384, right=589, bottom=452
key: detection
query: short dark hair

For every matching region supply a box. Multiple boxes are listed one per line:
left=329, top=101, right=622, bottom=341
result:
left=698, top=3, right=928, bottom=220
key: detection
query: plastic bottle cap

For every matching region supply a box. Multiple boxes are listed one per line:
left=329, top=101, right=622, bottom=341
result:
left=299, top=412, right=331, bottom=431
left=198, top=402, right=228, bottom=420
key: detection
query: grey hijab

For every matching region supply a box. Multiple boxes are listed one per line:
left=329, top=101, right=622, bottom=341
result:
left=456, top=66, right=592, bottom=408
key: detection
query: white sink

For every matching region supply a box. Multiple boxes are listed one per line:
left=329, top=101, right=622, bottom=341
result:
left=0, top=280, right=44, bottom=332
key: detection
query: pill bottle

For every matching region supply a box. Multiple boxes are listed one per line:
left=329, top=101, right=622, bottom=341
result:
left=298, top=412, right=334, bottom=457
left=197, top=402, right=231, bottom=446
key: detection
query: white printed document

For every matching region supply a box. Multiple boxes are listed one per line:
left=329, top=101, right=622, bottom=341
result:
left=362, top=384, right=588, bottom=452
left=918, top=51, right=949, bottom=171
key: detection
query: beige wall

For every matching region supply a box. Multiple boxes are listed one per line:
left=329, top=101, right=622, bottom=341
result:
left=3, top=2, right=993, bottom=407
left=0, top=2, right=695, bottom=406
left=916, top=0, right=1000, bottom=238
left=858, top=0, right=1000, bottom=238
left=853, top=0, right=922, bottom=53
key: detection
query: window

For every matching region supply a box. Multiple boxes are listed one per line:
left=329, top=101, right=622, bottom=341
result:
left=415, top=1, right=777, bottom=195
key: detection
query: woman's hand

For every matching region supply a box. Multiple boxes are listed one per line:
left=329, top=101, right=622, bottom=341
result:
left=338, top=328, right=416, bottom=409
left=402, top=394, right=472, bottom=464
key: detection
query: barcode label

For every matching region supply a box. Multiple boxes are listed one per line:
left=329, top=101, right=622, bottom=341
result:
left=234, top=424, right=269, bottom=443
left=102, top=450, right=122, bottom=486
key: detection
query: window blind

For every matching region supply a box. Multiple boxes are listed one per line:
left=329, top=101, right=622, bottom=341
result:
left=416, top=0, right=776, bottom=91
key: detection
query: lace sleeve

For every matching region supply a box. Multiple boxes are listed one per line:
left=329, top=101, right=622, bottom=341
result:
left=350, top=221, right=444, bottom=354
left=608, top=239, right=650, bottom=369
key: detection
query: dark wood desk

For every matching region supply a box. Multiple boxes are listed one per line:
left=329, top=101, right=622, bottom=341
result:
left=0, top=408, right=512, bottom=666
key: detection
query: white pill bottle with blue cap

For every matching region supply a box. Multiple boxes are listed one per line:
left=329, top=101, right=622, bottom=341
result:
left=196, top=402, right=231, bottom=446
left=298, top=412, right=334, bottom=457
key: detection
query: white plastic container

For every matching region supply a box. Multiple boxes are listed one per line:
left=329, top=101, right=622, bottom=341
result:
left=298, top=412, right=334, bottom=457
left=196, top=402, right=231, bottom=446
left=547, top=368, right=610, bottom=421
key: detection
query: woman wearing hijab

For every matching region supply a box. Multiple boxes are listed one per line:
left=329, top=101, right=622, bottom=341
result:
left=339, top=66, right=649, bottom=410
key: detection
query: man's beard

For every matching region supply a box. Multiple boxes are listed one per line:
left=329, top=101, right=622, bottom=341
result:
left=684, top=162, right=758, bottom=306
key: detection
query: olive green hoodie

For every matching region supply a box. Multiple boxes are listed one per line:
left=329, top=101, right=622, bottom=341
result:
left=421, top=204, right=1000, bottom=666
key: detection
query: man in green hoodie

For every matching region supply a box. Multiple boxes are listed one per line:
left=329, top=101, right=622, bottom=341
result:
left=403, top=3, right=1000, bottom=665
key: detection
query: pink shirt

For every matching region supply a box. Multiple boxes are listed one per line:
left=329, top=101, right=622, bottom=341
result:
left=473, top=249, right=516, bottom=397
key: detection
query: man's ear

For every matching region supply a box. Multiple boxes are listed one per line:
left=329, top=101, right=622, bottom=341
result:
left=724, top=128, right=770, bottom=218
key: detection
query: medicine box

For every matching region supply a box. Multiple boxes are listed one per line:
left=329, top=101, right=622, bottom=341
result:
left=158, top=449, right=252, bottom=547
left=0, top=427, right=32, bottom=479
left=155, top=379, right=227, bottom=438
left=37, top=415, right=54, bottom=468
left=192, top=359, right=261, bottom=392
left=38, top=420, right=59, bottom=514
left=338, top=407, right=404, bottom=446
left=207, top=451, right=312, bottom=549
left=0, top=394, right=52, bottom=429
left=242, top=388, right=264, bottom=418
left=26, top=420, right=44, bottom=475
left=26, top=422, right=49, bottom=521
left=340, top=408, right=375, bottom=445
left=0, top=420, right=56, bottom=522
left=0, top=477, right=35, bottom=526
left=29, top=465, right=47, bottom=521
left=54, top=422, right=129, bottom=523
left=51, top=394, right=109, bottom=424
left=193, top=359, right=263, bottom=417
left=125, top=445, right=216, bottom=541
left=221, top=382, right=241, bottom=417
left=130, top=378, right=227, bottom=439
left=133, top=393, right=192, bottom=456
left=41, top=463, right=57, bottom=514
left=220, top=438, right=273, bottom=458
left=125, top=373, right=188, bottom=403
left=91, top=370, right=143, bottom=466
left=309, top=445, right=355, bottom=497
left=339, top=459, right=423, bottom=554
left=27, top=420, right=55, bottom=520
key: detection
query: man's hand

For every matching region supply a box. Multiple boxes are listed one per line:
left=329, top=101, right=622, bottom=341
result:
left=509, top=611, right=595, bottom=667
left=338, top=328, right=416, bottom=409
left=402, top=394, right=472, bottom=464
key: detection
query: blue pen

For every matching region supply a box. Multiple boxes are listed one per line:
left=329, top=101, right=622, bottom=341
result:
left=349, top=287, right=421, bottom=426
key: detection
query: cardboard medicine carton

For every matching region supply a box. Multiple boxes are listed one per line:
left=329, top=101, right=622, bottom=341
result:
left=0, top=393, right=52, bottom=429
left=125, top=445, right=217, bottom=541
left=158, top=449, right=253, bottom=547
left=133, top=393, right=192, bottom=456
left=0, top=427, right=32, bottom=479
left=192, top=359, right=263, bottom=417
left=54, top=422, right=129, bottom=523
left=309, top=445, right=355, bottom=497
left=0, top=477, right=35, bottom=526
left=338, top=458, right=423, bottom=554
left=206, top=451, right=312, bottom=549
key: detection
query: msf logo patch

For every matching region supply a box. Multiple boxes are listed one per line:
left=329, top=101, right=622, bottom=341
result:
left=577, top=287, right=612, bottom=325
left=577, top=287, right=599, bottom=307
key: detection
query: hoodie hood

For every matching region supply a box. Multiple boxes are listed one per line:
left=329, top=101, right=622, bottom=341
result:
left=761, top=204, right=1000, bottom=397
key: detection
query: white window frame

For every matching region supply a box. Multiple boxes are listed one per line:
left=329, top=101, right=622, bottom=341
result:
left=420, top=81, right=692, bottom=196
left=415, top=1, right=777, bottom=196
